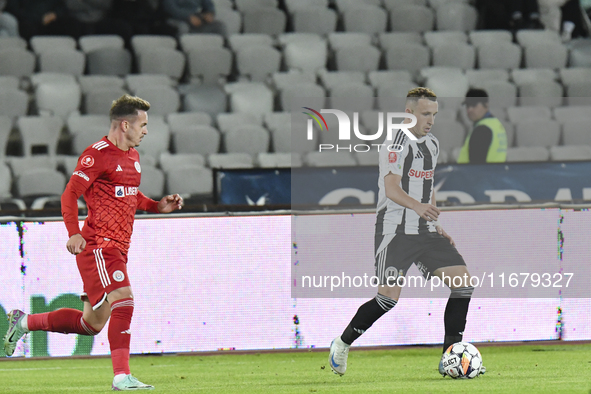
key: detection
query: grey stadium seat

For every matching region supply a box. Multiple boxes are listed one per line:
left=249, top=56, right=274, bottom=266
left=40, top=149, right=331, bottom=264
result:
left=165, top=165, right=213, bottom=196
left=86, top=48, right=132, bottom=76
left=30, top=35, right=76, bottom=53
left=384, top=0, right=427, bottom=9
left=67, top=114, right=109, bottom=134
left=242, top=7, right=287, bottom=36
left=335, top=45, right=381, bottom=72
left=432, top=42, right=475, bottom=69
left=343, top=5, right=387, bottom=35
left=425, top=73, right=469, bottom=97
left=516, top=29, right=561, bottom=47
left=208, top=153, right=254, bottom=169
left=469, top=30, right=513, bottom=48
left=554, top=106, right=591, bottom=123
left=131, top=35, right=177, bottom=56
left=17, top=115, right=63, bottom=157
left=171, top=125, right=221, bottom=155
left=78, top=35, right=125, bottom=53
left=507, top=106, right=553, bottom=123
left=477, top=80, right=517, bottom=108
left=0, top=76, right=19, bottom=90
left=318, top=70, right=365, bottom=90
left=285, top=0, right=329, bottom=13
left=159, top=152, right=206, bottom=172
left=182, top=85, right=227, bottom=117
left=0, top=115, right=11, bottom=160
left=134, top=115, right=170, bottom=162
left=424, top=31, right=468, bottom=48
left=214, top=7, right=242, bottom=36
left=71, top=126, right=106, bottom=155
left=477, top=42, right=521, bottom=70
left=390, top=5, right=434, bottom=32
left=559, top=67, right=591, bottom=87
left=376, top=81, right=416, bottom=110
left=272, top=71, right=316, bottom=90
left=30, top=72, right=77, bottom=87
left=0, top=36, right=27, bottom=49
left=7, top=156, right=58, bottom=178
left=328, top=32, right=372, bottom=50
left=133, top=86, right=180, bottom=116
left=385, top=43, right=430, bottom=76
left=566, top=82, right=591, bottom=99
left=465, top=69, right=510, bottom=87
left=0, top=162, right=12, bottom=198
left=217, top=112, right=261, bottom=133
left=568, top=38, right=591, bottom=67
left=506, top=146, right=549, bottom=162
left=84, top=87, right=128, bottom=115
left=336, top=0, right=382, bottom=12
left=78, top=75, right=125, bottom=94
left=17, top=168, right=66, bottom=197
left=431, top=120, right=466, bottom=156
left=519, top=81, right=563, bottom=108
left=524, top=42, right=568, bottom=69
left=292, top=7, right=338, bottom=35
left=562, top=119, right=591, bottom=145
left=226, top=83, right=274, bottom=120
left=167, top=112, right=213, bottom=130
left=236, top=45, right=282, bottom=82
left=234, top=0, right=278, bottom=11
left=0, top=88, right=29, bottom=121
left=514, top=121, right=561, bottom=147
left=35, top=82, right=82, bottom=118
left=257, top=152, right=302, bottom=168
left=187, top=47, right=232, bottom=84
left=137, top=48, right=186, bottom=80
left=228, top=33, right=274, bottom=50
left=511, top=68, right=557, bottom=87
left=436, top=2, right=478, bottom=31
left=329, top=83, right=374, bottom=113
left=379, top=32, right=423, bottom=51
left=368, top=70, right=413, bottom=88
left=125, top=74, right=175, bottom=93
left=549, top=145, right=591, bottom=161
left=179, top=34, right=224, bottom=53
left=0, top=48, right=35, bottom=77
left=138, top=164, right=165, bottom=199
left=224, top=125, right=270, bottom=154
left=38, top=49, right=85, bottom=75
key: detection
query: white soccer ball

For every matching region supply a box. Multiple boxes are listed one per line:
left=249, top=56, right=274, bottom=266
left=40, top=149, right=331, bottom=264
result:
left=440, top=342, right=483, bottom=379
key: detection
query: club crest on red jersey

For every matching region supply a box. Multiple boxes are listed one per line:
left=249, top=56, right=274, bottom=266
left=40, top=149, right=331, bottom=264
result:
left=388, top=152, right=397, bottom=163
left=134, top=162, right=141, bottom=173
left=81, top=155, right=94, bottom=168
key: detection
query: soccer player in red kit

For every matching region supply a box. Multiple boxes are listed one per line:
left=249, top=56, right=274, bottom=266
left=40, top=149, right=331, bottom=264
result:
left=3, top=95, right=184, bottom=391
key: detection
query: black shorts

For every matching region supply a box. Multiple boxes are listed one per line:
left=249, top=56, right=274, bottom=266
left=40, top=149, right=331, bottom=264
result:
left=374, top=232, right=466, bottom=286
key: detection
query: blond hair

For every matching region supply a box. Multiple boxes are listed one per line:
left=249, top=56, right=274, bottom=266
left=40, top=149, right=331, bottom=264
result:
left=109, top=94, right=150, bottom=121
left=406, top=87, right=437, bottom=107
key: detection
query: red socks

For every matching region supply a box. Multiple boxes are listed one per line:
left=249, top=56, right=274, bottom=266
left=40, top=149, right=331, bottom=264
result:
left=27, top=308, right=99, bottom=336
left=109, top=298, right=134, bottom=376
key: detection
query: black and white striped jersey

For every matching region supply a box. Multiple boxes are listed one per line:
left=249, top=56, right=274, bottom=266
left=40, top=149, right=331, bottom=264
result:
left=376, top=130, right=439, bottom=235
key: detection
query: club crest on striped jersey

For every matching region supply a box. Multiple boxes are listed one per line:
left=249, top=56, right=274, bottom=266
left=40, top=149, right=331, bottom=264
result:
left=113, top=270, right=125, bottom=282
left=388, top=152, right=398, bottom=163
left=81, top=155, right=94, bottom=168
left=134, top=162, right=141, bottom=173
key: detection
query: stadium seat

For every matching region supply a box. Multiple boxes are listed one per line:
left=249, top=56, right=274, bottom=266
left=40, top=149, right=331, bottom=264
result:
left=507, top=106, right=552, bottom=123
left=159, top=152, right=206, bottom=172
left=524, top=43, right=568, bottom=69
left=516, top=30, right=561, bottom=47
left=78, top=35, right=125, bottom=53
left=131, top=35, right=177, bottom=56
left=0, top=88, right=29, bottom=121
left=431, top=120, right=466, bottom=156
left=429, top=0, right=470, bottom=8
left=187, top=47, right=232, bottom=84
left=224, top=125, right=270, bottom=154
left=336, top=0, right=382, bottom=12
left=292, top=7, right=338, bottom=35
left=271, top=71, right=316, bottom=90
left=208, top=153, right=254, bottom=168
left=420, top=65, right=463, bottom=80
left=182, top=85, right=227, bottom=117
left=0, top=162, right=12, bottom=198
left=329, top=83, right=374, bottom=112
left=554, top=106, right=591, bottom=123
left=125, top=74, right=175, bottom=93
left=468, top=30, right=513, bottom=48
left=234, top=0, right=278, bottom=10
left=328, top=32, right=372, bottom=50
left=277, top=32, right=325, bottom=47
left=562, top=119, right=591, bottom=145
left=70, top=126, right=107, bottom=155
left=465, top=69, right=510, bottom=87
left=35, top=82, right=82, bottom=118
left=138, top=164, right=165, bottom=199
left=360, top=110, right=380, bottom=133
left=0, top=36, right=27, bottom=49
left=84, top=87, right=129, bottom=115
left=284, top=40, right=327, bottom=74
left=334, top=45, right=381, bottom=72
left=257, top=152, right=301, bottom=168
left=7, top=156, right=58, bottom=178
left=86, top=48, right=132, bottom=76
left=264, top=112, right=291, bottom=132
left=17, top=115, right=63, bottom=157
left=236, top=45, right=282, bottom=82
left=30, top=35, right=76, bottom=54
left=133, top=86, right=180, bottom=116
left=179, top=34, right=224, bottom=53
left=167, top=112, right=213, bottom=130
left=217, top=113, right=262, bottom=133
left=137, top=48, right=186, bottom=80
left=67, top=113, right=109, bottom=134
left=425, top=73, right=469, bottom=97
left=0, top=48, right=35, bottom=77
left=368, top=70, right=413, bottom=88
left=566, top=82, right=591, bottom=99
left=215, top=7, right=242, bottom=36
left=549, top=145, right=591, bottom=161
left=390, top=5, right=434, bottom=32
left=353, top=150, right=379, bottom=166
left=242, top=7, right=287, bottom=36
left=212, top=0, right=233, bottom=8
left=424, top=31, right=468, bottom=48
left=285, top=0, right=329, bottom=13
left=304, top=151, right=357, bottom=167
left=228, top=33, right=275, bottom=50
left=506, top=146, right=549, bottom=162
left=385, top=43, right=430, bottom=77
left=477, top=42, right=521, bottom=70
left=568, top=38, right=591, bottom=67
left=384, top=0, right=427, bottom=10
left=477, top=80, right=517, bottom=108
left=432, top=43, right=475, bottom=69
left=519, top=81, right=563, bottom=108
left=511, top=69, right=557, bottom=87
left=318, top=70, right=365, bottom=90
left=78, top=75, right=124, bottom=94
left=134, top=115, right=170, bottom=162
left=436, top=3, right=478, bottom=31
left=38, top=49, right=85, bottom=75
left=30, top=72, right=77, bottom=87
left=165, top=165, right=213, bottom=196
left=0, top=115, right=11, bottom=160
left=559, top=67, right=591, bottom=87
left=171, top=125, right=221, bottom=155
left=379, top=32, right=423, bottom=51
left=273, top=115, right=318, bottom=153
left=376, top=81, right=416, bottom=110
left=226, top=83, right=274, bottom=120
left=0, top=76, right=19, bottom=91
left=514, top=121, right=560, bottom=147
left=342, top=5, right=387, bottom=35
left=17, top=168, right=66, bottom=198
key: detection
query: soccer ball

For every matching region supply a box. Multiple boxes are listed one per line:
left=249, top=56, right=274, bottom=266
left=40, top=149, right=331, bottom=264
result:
left=440, top=342, right=483, bottom=379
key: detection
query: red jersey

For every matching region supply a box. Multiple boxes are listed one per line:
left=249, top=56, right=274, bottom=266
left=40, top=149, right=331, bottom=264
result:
left=61, top=137, right=159, bottom=254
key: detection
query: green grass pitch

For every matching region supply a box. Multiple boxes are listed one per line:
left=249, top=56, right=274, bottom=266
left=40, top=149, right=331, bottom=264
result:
left=1, top=344, right=590, bottom=393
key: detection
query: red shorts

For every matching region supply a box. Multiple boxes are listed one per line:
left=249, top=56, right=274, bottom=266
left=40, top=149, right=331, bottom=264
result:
left=76, top=245, right=131, bottom=309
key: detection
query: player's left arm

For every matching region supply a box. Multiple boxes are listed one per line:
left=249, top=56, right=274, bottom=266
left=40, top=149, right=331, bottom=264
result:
left=136, top=191, right=184, bottom=213
left=432, top=189, right=454, bottom=246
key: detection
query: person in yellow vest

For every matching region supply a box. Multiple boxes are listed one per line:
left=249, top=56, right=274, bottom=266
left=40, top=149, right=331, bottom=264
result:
left=457, top=89, right=508, bottom=164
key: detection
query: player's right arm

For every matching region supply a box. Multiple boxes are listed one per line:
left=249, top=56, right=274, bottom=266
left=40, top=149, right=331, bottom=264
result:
left=61, top=149, right=105, bottom=255
left=384, top=172, right=440, bottom=222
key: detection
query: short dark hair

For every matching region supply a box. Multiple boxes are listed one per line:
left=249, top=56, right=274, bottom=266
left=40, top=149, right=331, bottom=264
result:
left=463, top=88, right=489, bottom=107
left=109, top=94, right=150, bottom=121
left=406, top=87, right=437, bottom=106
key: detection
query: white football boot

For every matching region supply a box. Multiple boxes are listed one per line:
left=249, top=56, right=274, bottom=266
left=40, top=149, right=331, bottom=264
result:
left=328, top=336, right=350, bottom=376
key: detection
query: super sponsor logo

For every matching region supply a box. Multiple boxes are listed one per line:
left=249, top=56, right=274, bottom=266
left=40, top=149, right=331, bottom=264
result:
left=73, top=170, right=89, bottom=181
left=408, top=169, right=434, bottom=179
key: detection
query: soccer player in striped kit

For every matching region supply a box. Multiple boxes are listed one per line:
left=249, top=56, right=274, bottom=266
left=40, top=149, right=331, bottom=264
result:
left=4, top=95, right=184, bottom=391
left=329, top=87, right=483, bottom=377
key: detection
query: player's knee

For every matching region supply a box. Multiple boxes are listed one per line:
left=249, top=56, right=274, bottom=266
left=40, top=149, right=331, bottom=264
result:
left=450, top=286, right=474, bottom=298
left=375, top=293, right=397, bottom=312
